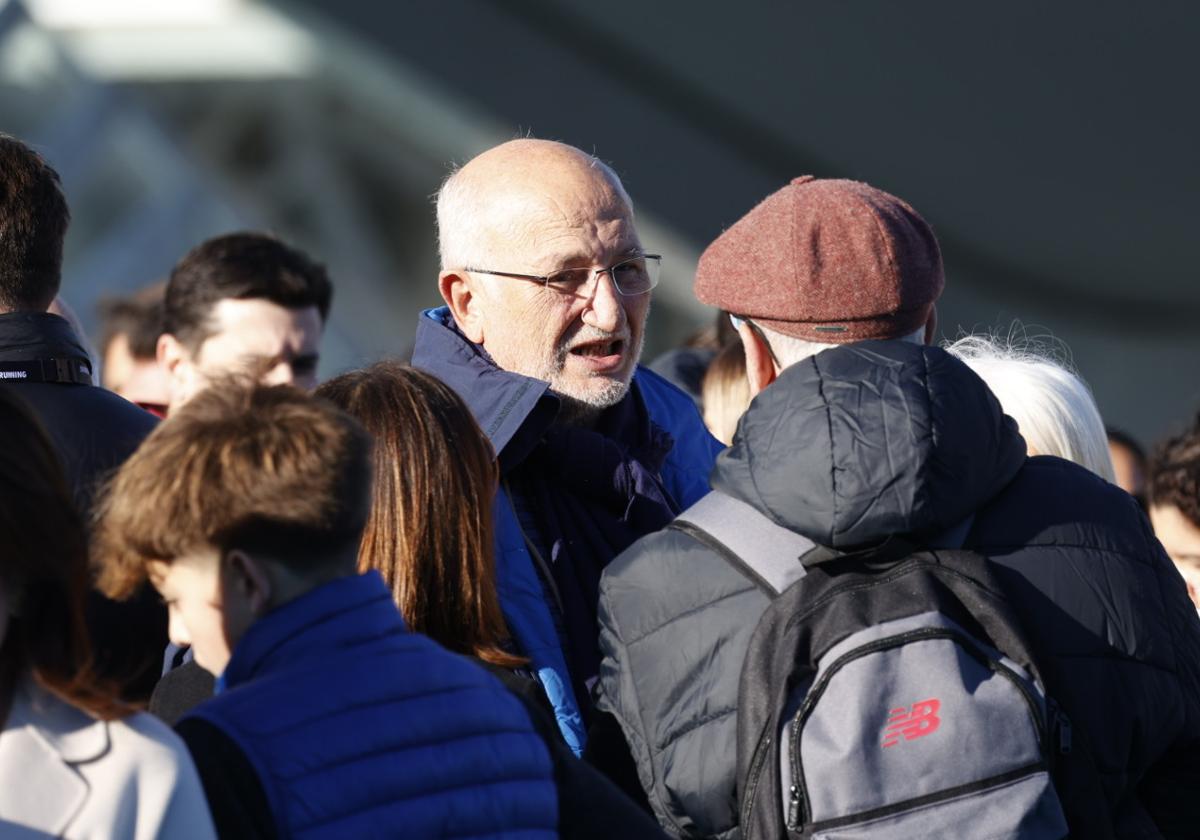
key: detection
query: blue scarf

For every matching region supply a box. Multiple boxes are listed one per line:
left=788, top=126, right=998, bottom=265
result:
left=511, top=389, right=679, bottom=713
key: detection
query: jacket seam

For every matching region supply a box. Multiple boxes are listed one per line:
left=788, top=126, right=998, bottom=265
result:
left=655, top=707, right=737, bottom=752
left=623, top=581, right=761, bottom=648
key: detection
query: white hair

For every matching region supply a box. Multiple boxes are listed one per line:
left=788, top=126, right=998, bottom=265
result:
left=758, top=324, right=926, bottom=368
left=436, top=165, right=498, bottom=271
left=944, top=333, right=1115, bottom=482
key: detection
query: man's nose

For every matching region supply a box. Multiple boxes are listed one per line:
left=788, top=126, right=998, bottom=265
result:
left=260, top=362, right=295, bottom=387
left=581, top=270, right=626, bottom=333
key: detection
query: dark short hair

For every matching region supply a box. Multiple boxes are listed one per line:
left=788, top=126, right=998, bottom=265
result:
left=1149, top=413, right=1200, bottom=528
left=97, top=280, right=166, bottom=361
left=163, top=232, right=332, bottom=351
left=0, top=134, right=70, bottom=312
left=95, top=381, right=372, bottom=598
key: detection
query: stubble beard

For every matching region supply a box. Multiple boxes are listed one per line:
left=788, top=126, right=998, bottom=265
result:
left=543, top=329, right=645, bottom=427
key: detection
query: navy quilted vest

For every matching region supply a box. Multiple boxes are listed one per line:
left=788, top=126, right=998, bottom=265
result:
left=185, top=571, right=558, bottom=838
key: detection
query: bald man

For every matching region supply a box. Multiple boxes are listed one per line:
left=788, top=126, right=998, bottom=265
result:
left=411, top=140, right=721, bottom=754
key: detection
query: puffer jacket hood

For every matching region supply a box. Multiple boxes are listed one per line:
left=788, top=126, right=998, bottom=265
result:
left=712, top=340, right=1027, bottom=548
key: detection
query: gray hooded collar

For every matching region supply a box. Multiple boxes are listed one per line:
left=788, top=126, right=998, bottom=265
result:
left=712, top=341, right=1026, bottom=549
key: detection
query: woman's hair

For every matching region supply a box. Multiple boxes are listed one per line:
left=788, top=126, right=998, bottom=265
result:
left=316, top=362, right=523, bottom=668
left=944, top=334, right=1115, bottom=482
left=701, top=339, right=752, bottom=445
left=0, top=389, right=124, bottom=719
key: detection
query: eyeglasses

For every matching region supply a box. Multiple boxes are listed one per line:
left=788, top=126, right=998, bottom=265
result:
left=464, top=254, right=662, bottom=297
left=729, top=313, right=782, bottom=367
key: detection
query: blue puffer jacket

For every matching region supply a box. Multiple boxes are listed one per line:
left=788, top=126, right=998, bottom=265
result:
left=413, top=308, right=722, bottom=754
left=598, top=341, right=1200, bottom=838
left=184, top=571, right=559, bottom=838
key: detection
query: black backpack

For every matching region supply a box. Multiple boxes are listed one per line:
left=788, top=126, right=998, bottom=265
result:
left=672, top=490, right=1074, bottom=840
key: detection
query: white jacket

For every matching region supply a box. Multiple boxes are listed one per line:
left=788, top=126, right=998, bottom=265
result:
left=0, top=677, right=216, bottom=839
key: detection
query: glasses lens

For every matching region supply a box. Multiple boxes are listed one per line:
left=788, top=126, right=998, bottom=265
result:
left=611, top=255, right=660, bottom=295
left=544, top=267, right=593, bottom=293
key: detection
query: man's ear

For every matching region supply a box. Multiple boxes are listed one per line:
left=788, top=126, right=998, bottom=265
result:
left=158, top=333, right=197, bottom=407
left=739, top=322, right=778, bottom=397
left=223, top=549, right=273, bottom=617
left=438, top=270, right=485, bottom=344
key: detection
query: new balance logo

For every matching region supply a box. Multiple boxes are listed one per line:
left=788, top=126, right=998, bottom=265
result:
left=882, top=698, right=941, bottom=748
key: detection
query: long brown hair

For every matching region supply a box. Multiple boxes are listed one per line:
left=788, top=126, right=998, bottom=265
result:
left=317, top=362, right=524, bottom=668
left=0, top=389, right=125, bottom=720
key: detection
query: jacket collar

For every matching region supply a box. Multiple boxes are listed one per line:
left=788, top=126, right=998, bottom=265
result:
left=222, top=571, right=404, bottom=690
left=411, top=307, right=663, bottom=472
left=411, top=308, right=560, bottom=470
left=0, top=312, right=90, bottom=362
left=0, top=677, right=109, bottom=834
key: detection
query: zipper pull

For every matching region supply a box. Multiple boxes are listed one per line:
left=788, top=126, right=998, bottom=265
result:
left=787, top=784, right=802, bottom=829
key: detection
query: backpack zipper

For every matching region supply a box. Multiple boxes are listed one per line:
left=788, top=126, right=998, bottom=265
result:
left=788, top=627, right=1049, bottom=830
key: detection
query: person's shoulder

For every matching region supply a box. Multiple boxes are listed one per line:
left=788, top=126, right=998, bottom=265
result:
left=600, top=515, right=762, bottom=636
left=80, top=386, right=160, bottom=431
left=635, top=365, right=703, bottom=416
left=604, top=524, right=704, bottom=583
left=106, top=710, right=198, bottom=772
left=28, top=382, right=159, bottom=439
left=980, top=454, right=1154, bottom=555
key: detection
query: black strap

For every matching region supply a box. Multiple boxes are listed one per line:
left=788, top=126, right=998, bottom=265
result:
left=0, top=356, right=92, bottom=385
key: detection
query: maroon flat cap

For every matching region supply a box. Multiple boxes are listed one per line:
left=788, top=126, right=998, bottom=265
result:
left=695, top=176, right=944, bottom=343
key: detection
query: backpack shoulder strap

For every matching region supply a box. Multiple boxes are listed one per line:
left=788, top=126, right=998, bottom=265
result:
left=671, top=490, right=815, bottom=596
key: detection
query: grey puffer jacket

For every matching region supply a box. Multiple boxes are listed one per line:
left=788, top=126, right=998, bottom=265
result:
left=596, top=341, right=1200, bottom=839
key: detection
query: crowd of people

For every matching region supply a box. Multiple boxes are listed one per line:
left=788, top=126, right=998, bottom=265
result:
left=0, top=130, right=1198, bottom=839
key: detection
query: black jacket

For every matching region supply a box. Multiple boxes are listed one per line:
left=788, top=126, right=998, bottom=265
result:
left=0, top=312, right=164, bottom=700
left=597, top=341, right=1200, bottom=838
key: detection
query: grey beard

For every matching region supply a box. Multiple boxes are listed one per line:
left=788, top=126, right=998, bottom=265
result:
left=553, top=380, right=631, bottom=427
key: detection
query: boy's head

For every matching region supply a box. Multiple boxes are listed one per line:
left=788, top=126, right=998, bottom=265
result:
left=158, top=232, right=333, bottom=412
left=95, top=382, right=371, bottom=675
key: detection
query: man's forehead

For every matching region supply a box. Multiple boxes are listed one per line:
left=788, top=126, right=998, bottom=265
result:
left=481, top=194, right=639, bottom=267
left=201, top=299, right=323, bottom=347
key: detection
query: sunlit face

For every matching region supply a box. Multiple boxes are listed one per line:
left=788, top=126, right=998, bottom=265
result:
left=466, top=185, right=649, bottom=419
left=165, top=299, right=323, bottom=410
left=147, top=548, right=256, bottom=676
left=103, top=333, right=171, bottom=412
left=1149, top=503, right=1200, bottom=609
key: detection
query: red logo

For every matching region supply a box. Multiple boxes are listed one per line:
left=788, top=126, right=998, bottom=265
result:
left=881, top=698, right=941, bottom=748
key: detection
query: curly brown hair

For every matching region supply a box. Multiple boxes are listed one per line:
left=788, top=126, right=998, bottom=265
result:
left=1149, top=412, right=1200, bottom=527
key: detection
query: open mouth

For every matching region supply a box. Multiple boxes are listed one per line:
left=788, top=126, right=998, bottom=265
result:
left=571, top=339, right=623, bottom=358
left=568, top=338, right=626, bottom=371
